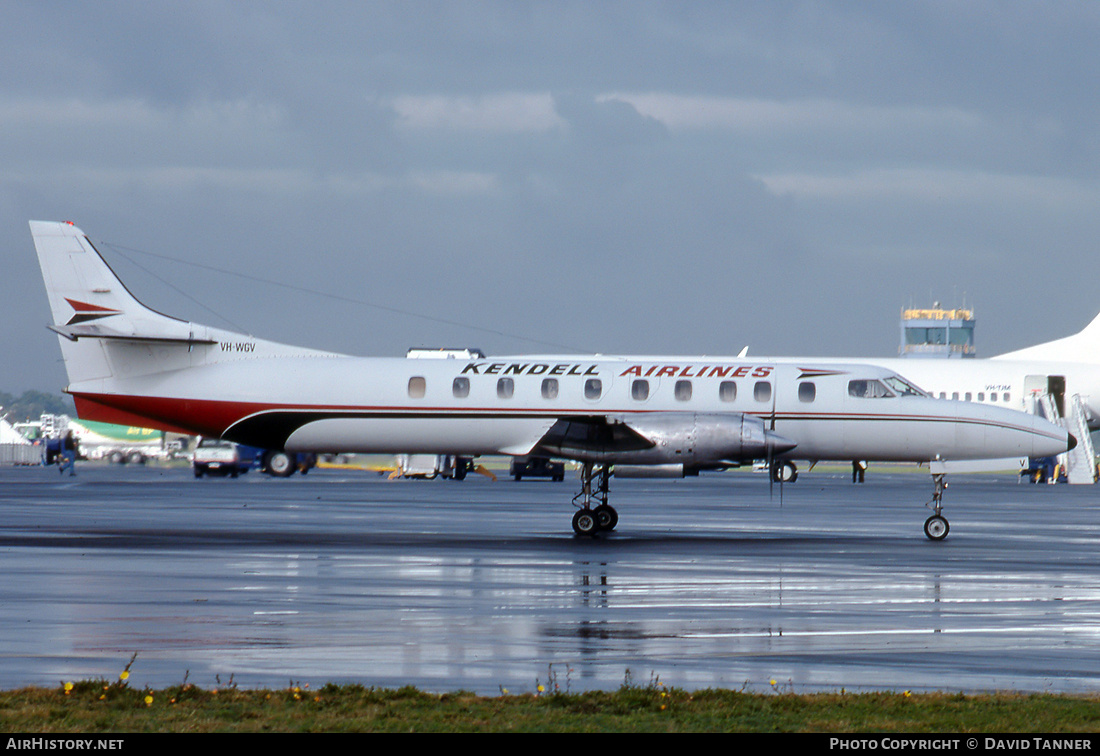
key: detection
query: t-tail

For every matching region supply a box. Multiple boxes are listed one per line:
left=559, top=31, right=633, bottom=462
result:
left=29, top=220, right=339, bottom=392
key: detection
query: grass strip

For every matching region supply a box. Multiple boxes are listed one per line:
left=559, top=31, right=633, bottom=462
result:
left=3, top=680, right=1099, bottom=733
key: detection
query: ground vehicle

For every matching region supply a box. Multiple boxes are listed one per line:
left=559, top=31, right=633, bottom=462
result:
left=192, top=439, right=313, bottom=479
left=258, top=449, right=316, bottom=477
left=71, top=418, right=166, bottom=464
left=510, top=456, right=565, bottom=481
left=192, top=438, right=249, bottom=478
left=391, top=454, right=475, bottom=480
left=22, top=414, right=168, bottom=465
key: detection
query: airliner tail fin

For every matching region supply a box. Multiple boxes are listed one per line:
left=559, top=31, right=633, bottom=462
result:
left=994, top=311, right=1100, bottom=363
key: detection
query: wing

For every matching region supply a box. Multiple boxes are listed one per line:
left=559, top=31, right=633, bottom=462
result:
left=533, top=415, right=656, bottom=460
left=532, top=412, right=794, bottom=466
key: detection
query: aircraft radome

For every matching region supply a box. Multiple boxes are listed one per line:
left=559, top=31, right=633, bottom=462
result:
left=29, top=221, right=1073, bottom=540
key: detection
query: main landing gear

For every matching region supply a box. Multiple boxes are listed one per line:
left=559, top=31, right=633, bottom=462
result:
left=770, top=460, right=797, bottom=483
left=568, top=464, right=954, bottom=540
left=923, top=473, right=950, bottom=541
left=571, top=462, right=618, bottom=536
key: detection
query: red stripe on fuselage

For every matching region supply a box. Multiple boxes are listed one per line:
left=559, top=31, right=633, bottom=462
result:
left=73, top=393, right=277, bottom=437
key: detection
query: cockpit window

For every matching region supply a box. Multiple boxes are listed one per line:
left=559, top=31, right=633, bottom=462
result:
left=883, top=375, right=927, bottom=397
left=848, top=379, right=893, bottom=398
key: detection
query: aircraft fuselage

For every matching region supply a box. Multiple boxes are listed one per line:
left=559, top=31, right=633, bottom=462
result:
left=69, top=355, right=1070, bottom=467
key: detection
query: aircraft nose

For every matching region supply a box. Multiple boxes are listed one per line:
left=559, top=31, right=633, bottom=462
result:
left=962, top=403, right=1073, bottom=460
left=1029, top=422, right=1073, bottom=459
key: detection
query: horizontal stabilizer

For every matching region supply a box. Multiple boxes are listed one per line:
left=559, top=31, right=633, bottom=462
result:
left=47, top=322, right=217, bottom=345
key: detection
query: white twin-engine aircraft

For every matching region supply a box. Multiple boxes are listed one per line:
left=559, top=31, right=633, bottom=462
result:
left=30, top=221, right=1072, bottom=539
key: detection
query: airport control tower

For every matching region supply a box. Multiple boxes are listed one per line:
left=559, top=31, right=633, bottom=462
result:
left=899, top=304, right=976, bottom=358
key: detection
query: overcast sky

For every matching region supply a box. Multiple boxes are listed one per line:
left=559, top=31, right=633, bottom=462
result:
left=4, top=1, right=1100, bottom=394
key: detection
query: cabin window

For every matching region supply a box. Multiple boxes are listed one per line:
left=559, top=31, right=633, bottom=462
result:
left=452, top=377, right=470, bottom=398
left=798, top=381, right=816, bottom=403
left=497, top=377, right=514, bottom=399
left=719, top=381, right=737, bottom=402
left=939, top=392, right=947, bottom=399
left=754, top=381, right=772, bottom=403
left=631, top=380, right=649, bottom=401
left=990, top=392, right=998, bottom=402
left=978, top=392, right=985, bottom=402
left=542, top=378, right=558, bottom=399
left=964, top=392, right=972, bottom=402
left=675, top=380, right=692, bottom=401
left=1004, top=392, right=1010, bottom=402
left=952, top=392, right=959, bottom=400
left=584, top=378, right=602, bottom=400
left=408, top=376, right=426, bottom=399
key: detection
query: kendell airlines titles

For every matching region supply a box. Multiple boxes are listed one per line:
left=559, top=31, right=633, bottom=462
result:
left=460, top=362, right=775, bottom=378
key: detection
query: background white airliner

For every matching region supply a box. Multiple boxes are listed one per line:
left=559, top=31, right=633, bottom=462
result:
left=30, top=221, right=1072, bottom=538
left=739, top=312, right=1100, bottom=484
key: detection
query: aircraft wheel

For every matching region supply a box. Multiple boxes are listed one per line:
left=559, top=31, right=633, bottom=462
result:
left=265, top=451, right=296, bottom=477
left=572, top=509, right=599, bottom=537
left=593, top=504, right=618, bottom=531
left=771, top=461, right=797, bottom=483
left=924, top=515, right=950, bottom=541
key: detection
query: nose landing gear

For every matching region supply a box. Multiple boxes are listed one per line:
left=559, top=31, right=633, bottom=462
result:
left=923, top=473, right=950, bottom=541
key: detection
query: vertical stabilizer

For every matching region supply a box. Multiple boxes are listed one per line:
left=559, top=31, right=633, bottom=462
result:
left=30, top=220, right=339, bottom=389
left=31, top=220, right=205, bottom=385
left=992, top=311, right=1100, bottom=363
left=30, top=220, right=199, bottom=339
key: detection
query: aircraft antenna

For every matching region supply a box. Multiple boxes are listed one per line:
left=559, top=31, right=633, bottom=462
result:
left=96, top=238, right=588, bottom=353
left=96, top=240, right=251, bottom=334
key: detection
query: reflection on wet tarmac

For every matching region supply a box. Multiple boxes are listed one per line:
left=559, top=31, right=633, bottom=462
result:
left=1, top=464, right=1099, bottom=694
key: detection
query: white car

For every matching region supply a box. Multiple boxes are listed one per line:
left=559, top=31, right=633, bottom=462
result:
left=191, top=438, right=245, bottom=478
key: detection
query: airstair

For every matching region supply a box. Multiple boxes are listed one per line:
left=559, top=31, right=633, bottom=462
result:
left=1032, top=392, right=1097, bottom=484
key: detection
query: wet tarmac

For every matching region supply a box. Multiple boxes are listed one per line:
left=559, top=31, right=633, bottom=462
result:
left=1, top=462, right=1099, bottom=695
